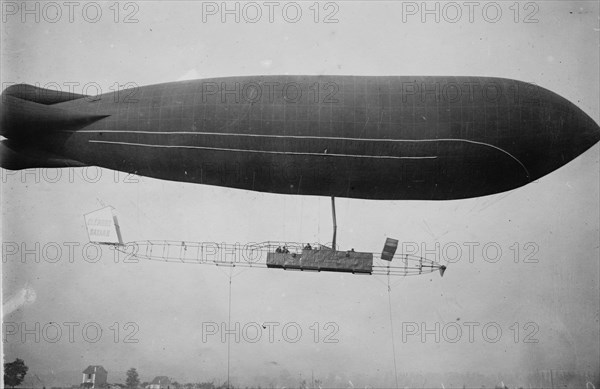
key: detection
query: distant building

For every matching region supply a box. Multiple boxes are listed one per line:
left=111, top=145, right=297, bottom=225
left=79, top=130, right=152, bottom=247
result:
left=147, top=376, right=171, bottom=389
left=81, top=366, right=108, bottom=388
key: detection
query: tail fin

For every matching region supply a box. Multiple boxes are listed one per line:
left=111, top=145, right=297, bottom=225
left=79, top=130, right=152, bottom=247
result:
left=0, top=84, right=109, bottom=169
left=1, top=95, right=108, bottom=140
left=2, top=83, right=89, bottom=105
left=1, top=83, right=109, bottom=139
left=0, top=140, right=88, bottom=170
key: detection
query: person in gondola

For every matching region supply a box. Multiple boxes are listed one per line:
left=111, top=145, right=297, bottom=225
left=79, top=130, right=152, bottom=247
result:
left=276, top=246, right=282, bottom=253
left=304, top=243, right=312, bottom=250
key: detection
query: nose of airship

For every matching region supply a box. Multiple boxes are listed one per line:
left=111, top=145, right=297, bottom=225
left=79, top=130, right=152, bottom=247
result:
left=575, top=111, right=600, bottom=156
left=553, top=99, right=600, bottom=173
left=573, top=107, right=600, bottom=152
left=513, top=84, right=600, bottom=182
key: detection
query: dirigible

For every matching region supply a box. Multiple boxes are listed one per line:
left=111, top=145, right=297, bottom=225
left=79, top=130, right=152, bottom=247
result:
left=2, top=76, right=599, bottom=200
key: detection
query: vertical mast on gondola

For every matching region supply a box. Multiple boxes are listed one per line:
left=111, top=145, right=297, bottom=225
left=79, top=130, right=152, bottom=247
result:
left=331, top=196, right=337, bottom=251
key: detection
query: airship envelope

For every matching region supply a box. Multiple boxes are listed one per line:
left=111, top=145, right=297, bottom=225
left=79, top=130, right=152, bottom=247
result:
left=2, top=76, right=599, bottom=200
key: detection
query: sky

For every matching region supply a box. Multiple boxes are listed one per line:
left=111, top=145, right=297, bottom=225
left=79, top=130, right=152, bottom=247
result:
left=1, top=1, right=599, bottom=388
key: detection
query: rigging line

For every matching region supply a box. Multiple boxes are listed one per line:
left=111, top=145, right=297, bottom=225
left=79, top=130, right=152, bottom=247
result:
left=369, top=270, right=389, bottom=287
left=391, top=275, right=406, bottom=289
left=78, top=130, right=528, bottom=179
left=388, top=270, right=399, bottom=389
left=88, top=139, right=437, bottom=160
left=230, top=267, right=250, bottom=279
left=227, top=267, right=232, bottom=389
left=215, top=262, right=233, bottom=277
